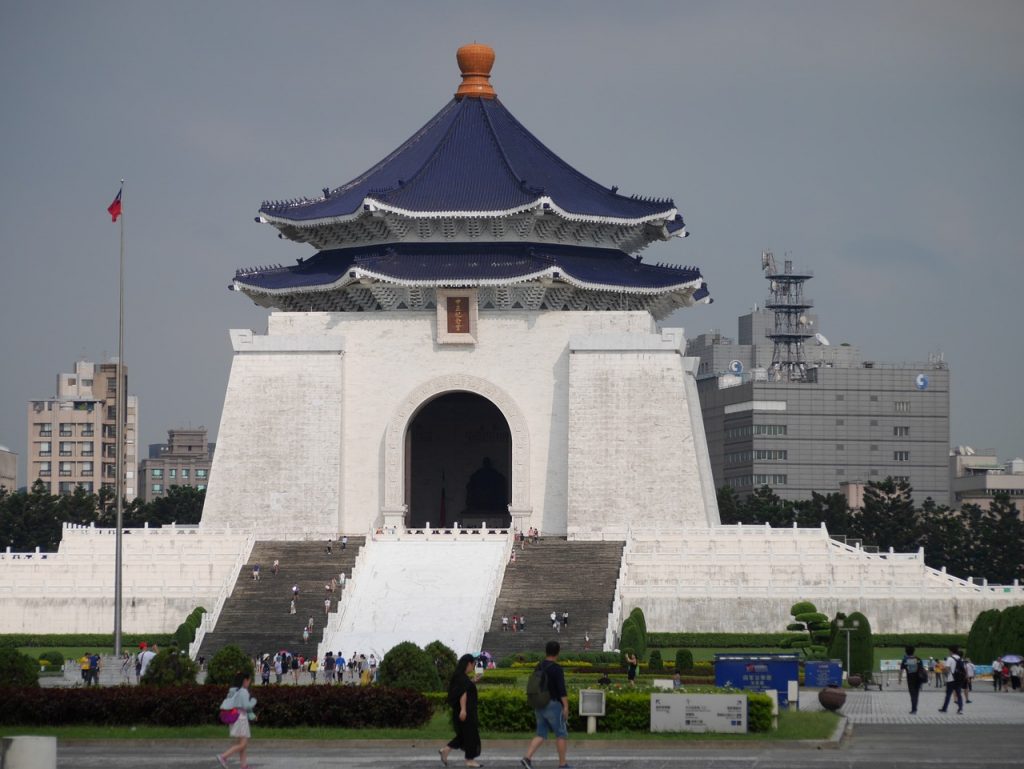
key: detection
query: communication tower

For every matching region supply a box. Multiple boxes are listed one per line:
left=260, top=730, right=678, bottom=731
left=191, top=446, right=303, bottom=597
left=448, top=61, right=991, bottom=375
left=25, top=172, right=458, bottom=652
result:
left=761, top=250, right=814, bottom=382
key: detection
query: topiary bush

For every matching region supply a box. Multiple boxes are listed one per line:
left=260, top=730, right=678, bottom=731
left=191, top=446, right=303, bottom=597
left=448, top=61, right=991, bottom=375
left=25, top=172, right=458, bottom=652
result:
left=619, top=618, right=644, bottom=665
left=39, top=650, right=65, bottom=669
left=205, top=644, right=254, bottom=686
left=966, top=608, right=1001, bottom=664
left=828, top=611, right=873, bottom=679
left=141, top=648, right=200, bottom=686
left=782, top=601, right=831, bottom=656
left=674, top=648, right=694, bottom=672
left=377, top=641, right=442, bottom=692
left=172, top=622, right=194, bottom=650
left=647, top=649, right=663, bottom=671
left=0, top=649, right=39, bottom=686
left=627, top=608, right=648, bottom=656
left=424, top=640, right=458, bottom=685
left=992, top=605, right=1024, bottom=661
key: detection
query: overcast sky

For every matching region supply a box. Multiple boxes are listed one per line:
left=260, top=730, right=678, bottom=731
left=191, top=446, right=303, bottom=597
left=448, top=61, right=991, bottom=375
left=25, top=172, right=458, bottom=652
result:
left=1, top=1, right=1022, bottom=488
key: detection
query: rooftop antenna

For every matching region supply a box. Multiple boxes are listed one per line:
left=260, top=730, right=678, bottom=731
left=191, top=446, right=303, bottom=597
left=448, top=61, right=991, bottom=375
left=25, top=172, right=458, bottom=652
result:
left=761, top=250, right=814, bottom=382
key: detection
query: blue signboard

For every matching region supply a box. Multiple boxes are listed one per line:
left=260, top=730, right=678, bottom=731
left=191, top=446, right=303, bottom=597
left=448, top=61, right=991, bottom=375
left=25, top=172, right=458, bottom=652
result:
left=804, top=660, right=843, bottom=687
left=714, top=654, right=800, bottom=707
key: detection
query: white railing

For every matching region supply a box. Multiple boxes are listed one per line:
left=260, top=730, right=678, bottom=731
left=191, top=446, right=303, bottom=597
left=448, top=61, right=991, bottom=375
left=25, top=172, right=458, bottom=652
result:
left=316, top=534, right=375, bottom=658
left=603, top=530, right=632, bottom=652
left=189, top=527, right=257, bottom=658
left=370, top=524, right=513, bottom=542
left=469, top=528, right=514, bottom=652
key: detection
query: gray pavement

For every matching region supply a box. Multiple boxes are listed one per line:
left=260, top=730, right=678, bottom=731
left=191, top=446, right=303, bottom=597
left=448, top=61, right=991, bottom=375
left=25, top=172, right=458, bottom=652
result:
left=799, top=686, right=1024, bottom=724
left=52, top=725, right=1024, bottom=768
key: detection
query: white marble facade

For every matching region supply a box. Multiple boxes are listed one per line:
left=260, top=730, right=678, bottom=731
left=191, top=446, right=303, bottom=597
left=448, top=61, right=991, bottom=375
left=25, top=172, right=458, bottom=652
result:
left=200, top=309, right=720, bottom=538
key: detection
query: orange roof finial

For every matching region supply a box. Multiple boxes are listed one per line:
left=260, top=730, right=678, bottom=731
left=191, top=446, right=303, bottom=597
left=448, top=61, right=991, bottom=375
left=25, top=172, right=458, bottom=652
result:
left=455, top=43, right=496, bottom=100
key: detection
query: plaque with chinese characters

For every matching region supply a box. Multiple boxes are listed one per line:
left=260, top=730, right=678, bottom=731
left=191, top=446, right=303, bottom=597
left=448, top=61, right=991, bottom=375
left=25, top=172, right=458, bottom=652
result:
left=436, top=289, right=478, bottom=345
left=447, top=296, right=471, bottom=334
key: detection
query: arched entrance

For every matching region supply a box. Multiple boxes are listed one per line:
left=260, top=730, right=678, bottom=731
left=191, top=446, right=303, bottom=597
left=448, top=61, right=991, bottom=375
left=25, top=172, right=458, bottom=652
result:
left=405, top=392, right=512, bottom=528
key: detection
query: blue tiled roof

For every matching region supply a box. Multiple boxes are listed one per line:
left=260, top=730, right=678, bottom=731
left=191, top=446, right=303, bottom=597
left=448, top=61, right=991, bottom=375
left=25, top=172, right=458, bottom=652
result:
left=259, top=98, right=677, bottom=224
left=234, top=242, right=704, bottom=295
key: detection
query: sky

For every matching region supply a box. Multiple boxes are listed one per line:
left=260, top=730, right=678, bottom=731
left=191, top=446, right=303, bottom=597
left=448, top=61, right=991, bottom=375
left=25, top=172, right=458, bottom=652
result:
left=1, top=1, right=1022, bottom=487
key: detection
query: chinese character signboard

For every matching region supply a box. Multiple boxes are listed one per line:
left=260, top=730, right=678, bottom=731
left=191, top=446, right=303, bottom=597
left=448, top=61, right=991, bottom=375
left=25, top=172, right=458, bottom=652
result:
left=649, top=693, right=747, bottom=733
left=714, top=654, right=800, bottom=708
left=804, top=660, right=843, bottom=687
left=436, top=289, right=478, bottom=344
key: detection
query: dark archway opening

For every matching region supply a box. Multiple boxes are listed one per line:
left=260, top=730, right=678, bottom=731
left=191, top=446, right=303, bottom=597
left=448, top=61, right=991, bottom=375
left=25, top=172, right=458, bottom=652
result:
left=406, top=392, right=512, bottom=528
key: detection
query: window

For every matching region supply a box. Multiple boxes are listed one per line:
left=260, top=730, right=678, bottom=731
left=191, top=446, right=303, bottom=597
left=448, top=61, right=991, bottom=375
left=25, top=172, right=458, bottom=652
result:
left=894, top=451, right=910, bottom=462
left=196, top=469, right=208, bottom=479
left=37, top=423, right=52, bottom=437
left=59, top=482, right=75, bottom=493
left=80, top=443, right=94, bottom=457
left=67, top=377, right=76, bottom=385
left=38, top=441, right=51, bottom=457
left=38, top=462, right=51, bottom=477
left=197, top=484, right=206, bottom=491
left=893, top=476, right=910, bottom=483
left=894, top=426, right=910, bottom=437
left=82, top=379, right=93, bottom=386
left=169, top=469, right=177, bottom=479
left=79, top=482, right=94, bottom=492
left=725, top=451, right=753, bottom=465
left=836, top=394, right=845, bottom=401
left=870, top=395, right=879, bottom=402
left=59, top=441, right=74, bottom=457
left=181, top=469, right=190, bottom=479
left=754, top=449, right=788, bottom=461
left=836, top=444, right=845, bottom=450
left=835, top=419, right=844, bottom=426
left=870, top=469, right=879, bottom=476
left=151, top=484, right=163, bottom=493
left=59, top=423, right=73, bottom=436
left=151, top=468, right=163, bottom=479
left=894, top=401, right=911, bottom=413
left=59, top=462, right=73, bottom=476
left=754, top=424, right=788, bottom=436
left=870, top=420, right=878, bottom=426
left=106, top=406, right=116, bottom=420
left=870, top=444, right=878, bottom=451
left=836, top=468, right=845, bottom=475
left=81, top=462, right=93, bottom=477
left=754, top=474, right=788, bottom=485
left=81, top=425, right=94, bottom=437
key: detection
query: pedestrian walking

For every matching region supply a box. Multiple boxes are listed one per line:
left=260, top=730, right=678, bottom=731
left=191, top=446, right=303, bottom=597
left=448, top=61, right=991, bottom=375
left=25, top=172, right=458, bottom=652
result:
left=289, top=599, right=296, bottom=615
left=326, top=539, right=333, bottom=555
left=992, top=657, right=1004, bottom=691
left=439, top=654, right=483, bottom=768
left=292, top=584, right=300, bottom=599
left=625, top=650, right=638, bottom=687
left=562, top=610, right=569, bottom=628
left=272, top=559, right=279, bottom=576
left=341, top=535, right=348, bottom=550
left=216, top=672, right=257, bottom=768
left=308, top=616, right=315, bottom=632
left=938, top=646, right=966, bottom=714
left=899, top=645, right=926, bottom=714
left=324, top=597, right=331, bottom=614
left=965, top=658, right=976, bottom=702
left=502, top=615, right=509, bottom=632
left=521, top=640, right=570, bottom=769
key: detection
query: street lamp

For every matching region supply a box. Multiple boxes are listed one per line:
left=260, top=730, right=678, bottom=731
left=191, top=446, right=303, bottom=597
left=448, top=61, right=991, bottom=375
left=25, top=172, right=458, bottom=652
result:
left=839, top=618, right=861, bottom=678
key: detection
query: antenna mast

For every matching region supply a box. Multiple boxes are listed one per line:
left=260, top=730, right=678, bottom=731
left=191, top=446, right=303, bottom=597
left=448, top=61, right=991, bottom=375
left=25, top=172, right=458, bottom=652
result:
left=761, top=250, right=814, bottom=382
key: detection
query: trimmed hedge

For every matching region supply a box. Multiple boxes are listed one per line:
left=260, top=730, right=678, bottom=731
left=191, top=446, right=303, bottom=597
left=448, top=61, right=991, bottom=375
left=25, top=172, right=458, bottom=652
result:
left=0, top=634, right=173, bottom=649
left=0, top=684, right=431, bottom=728
left=497, top=651, right=620, bottom=668
left=472, top=688, right=772, bottom=733
left=647, top=632, right=969, bottom=649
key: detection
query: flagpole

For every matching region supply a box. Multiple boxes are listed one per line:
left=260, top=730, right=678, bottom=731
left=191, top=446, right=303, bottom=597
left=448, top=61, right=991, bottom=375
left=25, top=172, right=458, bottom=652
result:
left=114, top=179, right=125, bottom=658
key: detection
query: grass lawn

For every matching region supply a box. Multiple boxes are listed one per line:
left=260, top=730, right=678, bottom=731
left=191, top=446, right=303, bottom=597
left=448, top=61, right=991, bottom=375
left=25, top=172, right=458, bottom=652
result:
left=5, top=710, right=838, bottom=742
left=653, top=646, right=954, bottom=670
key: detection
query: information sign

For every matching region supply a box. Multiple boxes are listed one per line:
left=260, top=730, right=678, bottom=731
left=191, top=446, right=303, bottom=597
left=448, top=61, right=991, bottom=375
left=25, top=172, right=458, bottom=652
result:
left=650, top=693, right=747, bottom=733
left=804, top=660, right=843, bottom=687
left=714, top=654, right=799, bottom=707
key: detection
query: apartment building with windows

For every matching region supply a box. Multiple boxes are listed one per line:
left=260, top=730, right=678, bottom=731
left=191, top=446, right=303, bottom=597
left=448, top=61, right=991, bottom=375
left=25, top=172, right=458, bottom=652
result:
left=26, top=360, right=138, bottom=500
left=139, top=428, right=214, bottom=502
left=0, top=445, right=16, bottom=491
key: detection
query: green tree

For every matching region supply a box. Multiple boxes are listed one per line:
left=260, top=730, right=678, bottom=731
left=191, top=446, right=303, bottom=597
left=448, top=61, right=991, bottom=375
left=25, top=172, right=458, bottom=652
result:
left=619, top=618, right=643, bottom=665
left=206, top=644, right=255, bottom=686
left=992, top=605, right=1024, bottom=659
left=976, top=495, right=1024, bottom=584
left=424, top=640, right=458, bottom=685
left=853, top=478, right=920, bottom=553
left=0, top=649, right=39, bottom=686
left=716, top=485, right=742, bottom=525
left=141, top=648, right=200, bottom=686
left=828, top=611, right=873, bottom=678
left=966, top=608, right=1002, bottom=664
left=793, top=492, right=852, bottom=534
left=781, top=601, right=829, bottom=657
left=378, top=641, right=442, bottom=692
left=674, top=649, right=694, bottom=672
left=740, top=485, right=791, bottom=526
left=648, top=649, right=663, bottom=671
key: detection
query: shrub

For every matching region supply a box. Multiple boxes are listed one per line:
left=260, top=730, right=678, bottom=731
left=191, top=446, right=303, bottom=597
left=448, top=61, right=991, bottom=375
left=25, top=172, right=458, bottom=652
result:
left=628, top=607, right=648, bottom=639
left=423, top=640, right=458, bottom=686
left=0, top=684, right=431, bottom=727
left=206, top=645, right=254, bottom=687
left=141, top=649, right=199, bottom=686
left=992, top=605, right=1024, bottom=662
left=0, top=633, right=173, bottom=649
left=647, top=632, right=794, bottom=648
left=377, top=641, right=442, bottom=692
left=0, top=649, right=39, bottom=687
left=619, top=619, right=644, bottom=666
left=828, top=611, right=873, bottom=678
left=783, top=601, right=831, bottom=655
left=39, top=651, right=65, bottom=669
left=746, top=692, right=773, bottom=732
left=674, top=649, right=694, bottom=672
left=966, top=609, right=1000, bottom=663
left=497, top=651, right=619, bottom=668
left=172, top=623, right=194, bottom=650
left=648, top=650, right=663, bottom=671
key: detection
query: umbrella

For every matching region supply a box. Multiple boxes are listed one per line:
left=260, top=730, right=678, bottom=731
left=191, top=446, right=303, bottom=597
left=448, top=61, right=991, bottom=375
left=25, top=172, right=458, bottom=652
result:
left=1001, top=654, right=1022, bottom=664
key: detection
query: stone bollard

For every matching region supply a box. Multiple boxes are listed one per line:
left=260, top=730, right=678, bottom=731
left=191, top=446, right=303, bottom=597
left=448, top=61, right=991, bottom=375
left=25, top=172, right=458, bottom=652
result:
left=1, top=736, right=57, bottom=769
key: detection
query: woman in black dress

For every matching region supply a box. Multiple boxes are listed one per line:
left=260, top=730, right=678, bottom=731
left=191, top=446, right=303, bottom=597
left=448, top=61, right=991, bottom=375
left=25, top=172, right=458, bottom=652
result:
left=439, top=654, right=482, bottom=767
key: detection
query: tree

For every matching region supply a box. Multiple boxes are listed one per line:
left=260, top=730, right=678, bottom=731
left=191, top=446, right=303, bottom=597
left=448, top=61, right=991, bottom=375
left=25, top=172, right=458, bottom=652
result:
left=0, top=649, right=39, bottom=686
left=828, top=611, right=873, bottom=679
left=992, top=605, right=1024, bottom=659
left=627, top=607, right=648, bottom=656
left=206, top=644, right=255, bottom=686
left=781, top=601, right=830, bottom=658
left=976, top=495, right=1024, bottom=585
left=966, top=608, right=1002, bottom=664
left=716, top=485, right=742, bottom=525
left=619, top=618, right=644, bottom=664
left=793, top=492, right=852, bottom=534
left=853, top=478, right=921, bottom=553
left=377, top=641, right=442, bottom=692
left=740, top=485, right=791, bottom=526
left=141, top=648, right=200, bottom=686
left=424, top=640, right=458, bottom=685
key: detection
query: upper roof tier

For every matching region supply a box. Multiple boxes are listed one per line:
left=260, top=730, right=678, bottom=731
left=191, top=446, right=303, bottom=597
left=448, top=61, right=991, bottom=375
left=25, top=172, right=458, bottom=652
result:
left=258, top=45, right=687, bottom=251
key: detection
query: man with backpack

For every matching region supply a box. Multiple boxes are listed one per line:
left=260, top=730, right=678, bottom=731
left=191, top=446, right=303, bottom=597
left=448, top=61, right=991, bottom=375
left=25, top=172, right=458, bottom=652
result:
left=938, top=645, right=967, bottom=714
left=522, top=640, right=571, bottom=769
left=899, top=645, right=927, bottom=714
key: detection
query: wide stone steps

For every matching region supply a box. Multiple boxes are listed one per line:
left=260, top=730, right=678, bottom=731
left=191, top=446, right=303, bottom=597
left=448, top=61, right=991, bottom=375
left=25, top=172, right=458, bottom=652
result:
left=481, top=539, right=623, bottom=661
left=198, top=538, right=364, bottom=660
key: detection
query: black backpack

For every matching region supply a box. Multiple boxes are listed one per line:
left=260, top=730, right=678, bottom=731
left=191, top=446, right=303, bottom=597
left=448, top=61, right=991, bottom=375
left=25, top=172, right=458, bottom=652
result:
left=526, top=662, right=551, bottom=709
left=953, top=657, right=968, bottom=686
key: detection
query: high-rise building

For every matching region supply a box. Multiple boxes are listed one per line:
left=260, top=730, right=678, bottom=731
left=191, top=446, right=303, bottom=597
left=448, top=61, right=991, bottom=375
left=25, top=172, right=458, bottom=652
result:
left=26, top=360, right=139, bottom=500
left=139, top=428, right=214, bottom=502
left=0, top=445, right=16, bottom=491
left=687, top=257, right=950, bottom=503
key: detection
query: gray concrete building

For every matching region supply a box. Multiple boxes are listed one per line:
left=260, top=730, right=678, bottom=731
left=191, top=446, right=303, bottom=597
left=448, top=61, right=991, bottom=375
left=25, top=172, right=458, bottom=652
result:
left=138, top=428, right=214, bottom=502
left=687, top=257, right=950, bottom=503
left=948, top=446, right=1024, bottom=511
left=0, top=445, right=16, bottom=491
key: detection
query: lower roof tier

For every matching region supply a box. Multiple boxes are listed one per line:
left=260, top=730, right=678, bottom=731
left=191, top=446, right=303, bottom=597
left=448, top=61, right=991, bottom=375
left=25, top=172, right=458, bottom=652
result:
left=234, top=241, right=706, bottom=294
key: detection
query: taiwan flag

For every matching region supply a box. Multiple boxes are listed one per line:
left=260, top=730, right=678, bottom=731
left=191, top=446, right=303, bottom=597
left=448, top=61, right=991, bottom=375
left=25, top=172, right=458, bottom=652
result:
left=107, top=187, right=122, bottom=222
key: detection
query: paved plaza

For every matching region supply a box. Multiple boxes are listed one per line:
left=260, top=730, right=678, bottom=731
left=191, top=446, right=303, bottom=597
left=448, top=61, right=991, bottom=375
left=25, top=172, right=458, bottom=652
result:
left=800, top=686, right=1024, bottom=725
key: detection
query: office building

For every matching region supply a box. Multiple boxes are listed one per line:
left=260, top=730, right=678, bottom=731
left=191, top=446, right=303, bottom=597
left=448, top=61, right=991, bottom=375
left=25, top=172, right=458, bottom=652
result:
left=139, top=428, right=214, bottom=502
left=0, top=445, right=16, bottom=491
left=949, top=446, right=1024, bottom=511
